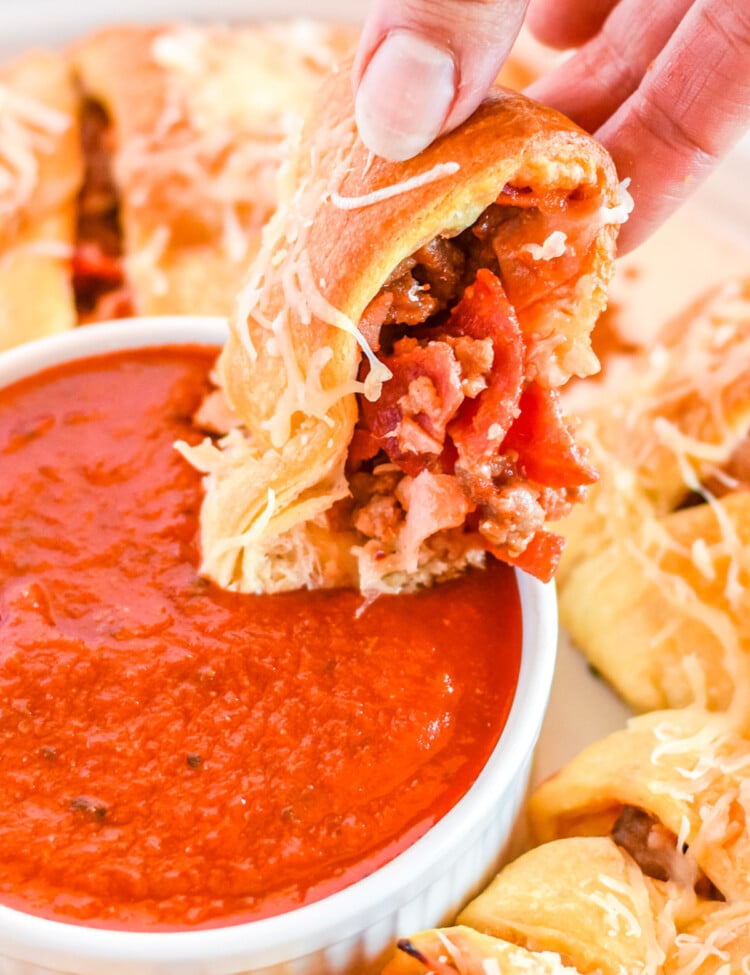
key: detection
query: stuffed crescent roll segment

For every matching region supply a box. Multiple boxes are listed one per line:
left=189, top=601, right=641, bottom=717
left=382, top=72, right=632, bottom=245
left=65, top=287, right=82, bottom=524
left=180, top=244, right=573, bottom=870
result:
left=528, top=708, right=750, bottom=904
left=457, top=837, right=674, bottom=975
left=0, top=50, right=82, bottom=350
left=71, top=23, right=356, bottom=321
left=183, top=65, right=625, bottom=594
left=553, top=277, right=750, bottom=717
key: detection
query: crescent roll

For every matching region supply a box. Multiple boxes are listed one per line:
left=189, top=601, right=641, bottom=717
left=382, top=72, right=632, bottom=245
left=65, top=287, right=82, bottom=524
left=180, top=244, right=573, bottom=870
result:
left=528, top=709, right=750, bottom=905
left=70, top=22, right=356, bottom=320
left=458, top=837, right=675, bottom=975
left=0, top=49, right=82, bottom=350
left=554, top=278, right=750, bottom=717
left=182, top=64, right=624, bottom=594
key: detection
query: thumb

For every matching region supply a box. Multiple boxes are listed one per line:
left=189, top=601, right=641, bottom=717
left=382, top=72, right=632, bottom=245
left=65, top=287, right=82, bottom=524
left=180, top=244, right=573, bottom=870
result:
left=353, top=0, right=530, bottom=161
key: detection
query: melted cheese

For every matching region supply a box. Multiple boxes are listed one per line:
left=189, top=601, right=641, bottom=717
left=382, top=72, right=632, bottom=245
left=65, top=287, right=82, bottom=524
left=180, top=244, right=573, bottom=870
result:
left=523, top=230, right=568, bottom=261
left=330, top=160, right=460, bottom=210
left=598, top=177, right=635, bottom=227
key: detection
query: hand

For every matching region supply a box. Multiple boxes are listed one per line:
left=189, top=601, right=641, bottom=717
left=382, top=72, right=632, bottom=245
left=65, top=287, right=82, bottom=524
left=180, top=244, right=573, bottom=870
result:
left=352, top=0, right=750, bottom=252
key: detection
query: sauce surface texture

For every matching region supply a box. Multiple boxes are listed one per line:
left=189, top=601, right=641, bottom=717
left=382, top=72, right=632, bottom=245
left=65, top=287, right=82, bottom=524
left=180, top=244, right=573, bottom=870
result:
left=0, top=346, right=522, bottom=929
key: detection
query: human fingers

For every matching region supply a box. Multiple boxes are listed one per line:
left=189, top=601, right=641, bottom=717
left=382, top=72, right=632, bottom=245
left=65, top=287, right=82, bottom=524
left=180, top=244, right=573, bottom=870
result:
left=525, top=0, right=621, bottom=49
left=596, top=0, right=750, bottom=252
left=526, top=0, right=695, bottom=134
left=352, top=0, right=530, bottom=161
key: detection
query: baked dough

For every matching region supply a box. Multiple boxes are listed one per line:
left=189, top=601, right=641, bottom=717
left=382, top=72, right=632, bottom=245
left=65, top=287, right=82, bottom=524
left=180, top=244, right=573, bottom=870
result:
left=71, top=21, right=356, bottom=318
left=382, top=710, right=750, bottom=973
left=183, top=64, right=623, bottom=594
left=528, top=708, right=750, bottom=904
left=0, top=49, right=82, bottom=350
left=458, top=837, right=674, bottom=975
left=555, top=278, right=750, bottom=717
left=381, top=925, right=589, bottom=974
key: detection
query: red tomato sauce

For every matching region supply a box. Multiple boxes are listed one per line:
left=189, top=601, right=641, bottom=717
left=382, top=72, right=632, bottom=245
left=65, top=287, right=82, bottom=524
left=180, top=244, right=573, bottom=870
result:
left=0, top=345, right=522, bottom=930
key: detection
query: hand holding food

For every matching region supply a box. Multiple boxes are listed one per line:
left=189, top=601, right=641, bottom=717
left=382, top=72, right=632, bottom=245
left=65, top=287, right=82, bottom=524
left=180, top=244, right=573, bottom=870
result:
left=353, top=0, right=750, bottom=251
left=0, top=6, right=747, bottom=975
left=181, top=61, right=625, bottom=594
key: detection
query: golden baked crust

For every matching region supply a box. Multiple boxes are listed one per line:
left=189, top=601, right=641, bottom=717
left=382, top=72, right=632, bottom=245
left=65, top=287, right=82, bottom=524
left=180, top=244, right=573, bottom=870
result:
left=184, top=64, right=622, bottom=594
left=382, top=709, right=750, bottom=974
left=559, top=492, right=750, bottom=716
left=528, top=709, right=750, bottom=904
left=458, top=837, right=673, bottom=975
left=555, top=278, right=750, bottom=717
left=71, top=21, right=357, bottom=317
left=0, top=49, right=82, bottom=350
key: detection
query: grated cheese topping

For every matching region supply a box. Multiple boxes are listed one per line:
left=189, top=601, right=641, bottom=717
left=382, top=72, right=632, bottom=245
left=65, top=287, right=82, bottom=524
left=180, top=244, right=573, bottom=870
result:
left=226, top=109, right=391, bottom=452
left=598, top=177, right=635, bottom=227
left=558, top=274, right=750, bottom=717
left=673, top=934, right=730, bottom=974
left=522, top=230, right=568, bottom=261
left=0, top=81, right=72, bottom=222
left=115, top=21, right=357, bottom=293
left=330, top=161, right=460, bottom=210
left=588, top=887, right=643, bottom=940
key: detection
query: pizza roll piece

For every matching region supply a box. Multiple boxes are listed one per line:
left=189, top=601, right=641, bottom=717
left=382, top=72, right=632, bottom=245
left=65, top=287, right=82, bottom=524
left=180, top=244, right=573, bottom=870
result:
left=528, top=709, right=750, bottom=904
left=572, top=278, right=750, bottom=518
left=70, top=21, right=356, bottom=320
left=458, top=837, right=674, bottom=975
left=557, top=278, right=750, bottom=580
left=559, top=491, right=750, bottom=715
left=182, top=62, right=623, bottom=594
left=664, top=901, right=750, bottom=973
left=382, top=925, right=588, bottom=974
left=0, top=49, right=82, bottom=349
left=555, top=279, right=750, bottom=716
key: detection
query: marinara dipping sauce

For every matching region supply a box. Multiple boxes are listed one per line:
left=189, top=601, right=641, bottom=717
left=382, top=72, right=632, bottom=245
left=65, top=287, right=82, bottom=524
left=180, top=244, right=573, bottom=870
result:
left=0, top=344, right=522, bottom=931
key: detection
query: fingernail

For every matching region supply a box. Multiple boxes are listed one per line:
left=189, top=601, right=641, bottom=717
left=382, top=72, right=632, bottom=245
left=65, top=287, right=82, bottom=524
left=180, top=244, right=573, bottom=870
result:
left=355, top=29, right=457, bottom=161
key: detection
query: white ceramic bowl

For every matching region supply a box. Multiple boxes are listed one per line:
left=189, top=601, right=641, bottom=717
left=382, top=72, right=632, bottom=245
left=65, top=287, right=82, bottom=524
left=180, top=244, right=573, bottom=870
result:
left=0, top=317, right=558, bottom=975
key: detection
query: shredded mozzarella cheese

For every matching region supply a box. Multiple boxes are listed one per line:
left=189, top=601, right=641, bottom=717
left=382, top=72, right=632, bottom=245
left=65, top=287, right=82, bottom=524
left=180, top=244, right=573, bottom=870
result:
left=0, top=82, right=71, bottom=221
left=598, top=177, right=635, bottom=226
left=523, top=230, right=568, bottom=261
left=330, top=161, right=460, bottom=210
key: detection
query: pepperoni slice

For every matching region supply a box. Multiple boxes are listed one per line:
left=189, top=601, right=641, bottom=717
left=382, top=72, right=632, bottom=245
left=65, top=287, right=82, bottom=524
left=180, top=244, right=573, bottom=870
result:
left=502, top=382, right=598, bottom=489
left=73, top=241, right=124, bottom=286
left=446, top=268, right=525, bottom=467
left=498, top=530, right=566, bottom=583
left=359, top=339, right=465, bottom=475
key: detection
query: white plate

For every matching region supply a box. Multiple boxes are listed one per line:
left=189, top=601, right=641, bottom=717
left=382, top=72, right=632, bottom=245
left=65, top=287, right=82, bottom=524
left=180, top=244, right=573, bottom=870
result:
left=1, top=0, right=748, bottom=839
